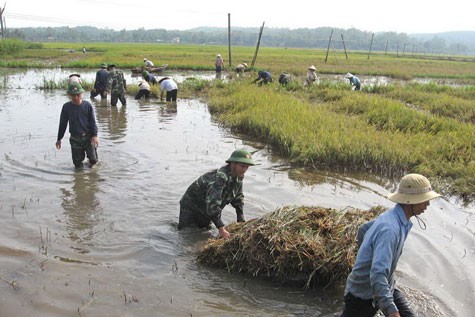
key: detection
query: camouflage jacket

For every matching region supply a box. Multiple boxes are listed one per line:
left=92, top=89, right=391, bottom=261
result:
left=180, top=164, right=244, bottom=228
left=107, top=69, right=126, bottom=94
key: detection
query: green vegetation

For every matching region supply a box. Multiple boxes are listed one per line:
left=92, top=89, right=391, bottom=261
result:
left=206, top=79, right=475, bottom=203
left=2, top=42, right=475, bottom=202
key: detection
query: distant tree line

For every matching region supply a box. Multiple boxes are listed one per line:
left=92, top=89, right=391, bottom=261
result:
left=6, top=26, right=475, bottom=56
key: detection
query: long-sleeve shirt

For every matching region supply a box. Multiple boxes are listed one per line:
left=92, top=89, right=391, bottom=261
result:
left=57, top=100, right=98, bottom=140
left=179, top=164, right=244, bottom=228
left=94, top=69, right=109, bottom=90
left=344, top=204, right=412, bottom=316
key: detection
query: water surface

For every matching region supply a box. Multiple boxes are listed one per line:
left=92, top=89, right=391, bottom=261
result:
left=0, top=69, right=474, bottom=316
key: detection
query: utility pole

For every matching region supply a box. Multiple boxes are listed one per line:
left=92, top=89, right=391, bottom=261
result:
left=0, top=3, right=6, bottom=39
left=251, top=21, right=265, bottom=67
left=324, top=29, right=333, bottom=63
left=227, top=13, right=232, bottom=67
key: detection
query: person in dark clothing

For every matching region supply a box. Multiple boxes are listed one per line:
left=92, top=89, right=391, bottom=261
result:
left=142, top=70, right=158, bottom=85
left=90, top=63, right=109, bottom=99
left=278, top=72, right=292, bottom=86
left=254, top=70, right=273, bottom=85
left=56, top=83, right=99, bottom=168
left=178, top=149, right=255, bottom=239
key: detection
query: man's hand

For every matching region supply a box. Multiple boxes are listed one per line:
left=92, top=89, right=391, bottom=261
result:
left=218, top=227, right=231, bottom=239
left=55, top=140, right=61, bottom=150
left=388, top=312, right=401, bottom=317
left=91, top=136, right=99, bottom=148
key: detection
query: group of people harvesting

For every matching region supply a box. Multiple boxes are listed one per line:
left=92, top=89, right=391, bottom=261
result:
left=58, top=54, right=432, bottom=317
left=215, top=56, right=361, bottom=90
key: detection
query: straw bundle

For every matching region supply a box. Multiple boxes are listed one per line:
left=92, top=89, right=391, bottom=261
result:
left=197, top=205, right=384, bottom=288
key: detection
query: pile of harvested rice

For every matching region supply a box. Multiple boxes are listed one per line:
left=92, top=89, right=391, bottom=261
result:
left=197, top=205, right=384, bottom=288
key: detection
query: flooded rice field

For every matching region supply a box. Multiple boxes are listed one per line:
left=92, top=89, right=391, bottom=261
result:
left=0, top=69, right=474, bottom=316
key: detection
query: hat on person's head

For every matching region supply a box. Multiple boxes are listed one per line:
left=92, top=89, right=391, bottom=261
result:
left=67, top=82, right=85, bottom=95
left=242, top=63, right=248, bottom=68
left=108, top=63, right=116, bottom=68
left=387, top=173, right=441, bottom=205
left=142, top=70, right=149, bottom=77
left=144, top=58, right=148, bottom=61
left=69, top=73, right=81, bottom=78
left=308, top=65, right=316, bottom=71
left=226, top=149, right=255, bottom=166
left=217, top=54, right=221, bottom=57
left=100, top=63, right=107, bottom=68
left=345, top=72, right=354, bottom=79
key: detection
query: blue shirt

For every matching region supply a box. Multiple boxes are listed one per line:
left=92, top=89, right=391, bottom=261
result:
left=344, top=204, right=412, bottom=316
left=57, top=100, right=98, bottom=140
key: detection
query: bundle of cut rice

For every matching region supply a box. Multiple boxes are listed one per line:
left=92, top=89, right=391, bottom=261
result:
left=197, top=205, right=384, bottom=288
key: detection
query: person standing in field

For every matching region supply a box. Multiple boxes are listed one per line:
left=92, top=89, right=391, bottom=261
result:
left=106, top=64, right=127, bottom=107
left=178, top=149, right=255, bottom=239
left=340, top=173, right=441, bottom=317
left=305, top=65, right=318, bottom=86
left=55, top=83, right=99, bottom=168
left=215, top=54, right=225, bottom=79
left=345, top=72, right=361, bottom=90
left=159, top=77, right=178, bottom=102
left=90, top=63, right=109, bottom=99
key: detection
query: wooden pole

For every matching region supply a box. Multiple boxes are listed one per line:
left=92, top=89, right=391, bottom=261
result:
left=324, top=29, right=333, bottom=63
left=227, top=13, right=232, bottom=67
left=385, top=38, right=389, bottom=55
left=0, top=3, right=6, bottom=39
left=367, top=33, right=374, bottom=59
left=341, top=34, right=348, bottom=60
left=251, top=21, right=265, bottom=67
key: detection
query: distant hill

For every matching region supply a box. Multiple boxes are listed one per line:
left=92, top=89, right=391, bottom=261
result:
left=6, top=26, right=475, bottom=56
left=411, top=31, right=475, bottom=55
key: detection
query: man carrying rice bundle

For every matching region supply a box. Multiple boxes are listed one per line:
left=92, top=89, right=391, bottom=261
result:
left=340, top=173, right=441, bottom=317
left=178, top=149, right=255, bottom=239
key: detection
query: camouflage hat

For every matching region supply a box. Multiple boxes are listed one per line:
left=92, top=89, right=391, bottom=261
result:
left=226, top=149, right=255, bottom=166
left=142, top=70, right=149, bottom=77
left=67, top=82, right=85, bottom=95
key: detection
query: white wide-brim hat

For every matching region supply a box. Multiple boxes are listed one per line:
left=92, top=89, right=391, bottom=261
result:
left=345, top=72, right=354, bottom=79
left=308, top=65, right=316, bottom=71
left=387, top=173, right=441, bottom=204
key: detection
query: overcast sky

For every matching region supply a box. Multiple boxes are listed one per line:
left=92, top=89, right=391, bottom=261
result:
left=4, top=0, right=473, bottom=34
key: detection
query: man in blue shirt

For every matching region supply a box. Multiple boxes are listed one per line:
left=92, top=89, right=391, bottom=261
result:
left=90, top=63, right=109, bottom=99
left=56, top=83, right=99, bottom=168
left=254, top=70, right=273, bottom=85
left=340, top=173, right=441, bottom=317
left=345, top=72, right=361, bottom=90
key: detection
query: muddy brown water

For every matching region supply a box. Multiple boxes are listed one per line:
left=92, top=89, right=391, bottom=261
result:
left=0, top=69, right=474, bottom=316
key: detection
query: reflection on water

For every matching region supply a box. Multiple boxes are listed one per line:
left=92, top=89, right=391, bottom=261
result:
left=94, top=100, right=128, bottom=142
left=60, top=170, right=102, bottom=249
left=0, top=69, right=474, bottom=317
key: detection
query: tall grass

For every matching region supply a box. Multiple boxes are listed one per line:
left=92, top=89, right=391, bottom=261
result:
left=206, top=81, right=475, bottom=202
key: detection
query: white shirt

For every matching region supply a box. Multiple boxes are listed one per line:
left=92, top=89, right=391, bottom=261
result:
left=160, top=79, right=178, bottom=91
